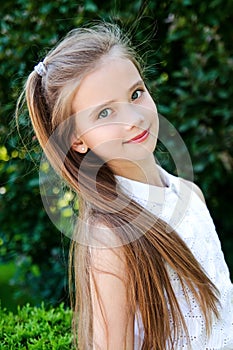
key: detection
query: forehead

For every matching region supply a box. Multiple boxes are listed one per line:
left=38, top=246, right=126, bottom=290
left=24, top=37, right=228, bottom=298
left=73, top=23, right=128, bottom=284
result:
left=72, top=57, right=142, bottom=113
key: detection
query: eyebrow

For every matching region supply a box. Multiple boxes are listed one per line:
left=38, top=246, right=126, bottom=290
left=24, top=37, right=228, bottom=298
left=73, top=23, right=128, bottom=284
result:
left=88, top=79, right=145, bottom=119
left=129, top=79, right=145, bottom=93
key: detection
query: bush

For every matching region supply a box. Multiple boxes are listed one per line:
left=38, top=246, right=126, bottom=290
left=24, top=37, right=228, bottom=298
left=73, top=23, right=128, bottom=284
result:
left=0, top=303, right=74, bottom=349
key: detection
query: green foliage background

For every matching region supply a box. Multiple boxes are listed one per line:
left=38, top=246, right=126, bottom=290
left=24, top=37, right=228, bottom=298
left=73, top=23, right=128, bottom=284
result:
left=0, top=0, right=232, bottom=307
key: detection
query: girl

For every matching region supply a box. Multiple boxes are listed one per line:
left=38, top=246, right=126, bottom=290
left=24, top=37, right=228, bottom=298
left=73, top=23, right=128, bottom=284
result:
left=20, top=23, right=233, bottom=349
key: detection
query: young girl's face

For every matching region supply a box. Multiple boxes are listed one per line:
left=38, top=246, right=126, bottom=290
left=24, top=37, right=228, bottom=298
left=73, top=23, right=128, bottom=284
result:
left=71, top=55, right=158, bottom=174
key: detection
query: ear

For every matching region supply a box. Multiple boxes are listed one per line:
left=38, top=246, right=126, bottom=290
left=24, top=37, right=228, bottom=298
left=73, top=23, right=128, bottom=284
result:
left=71, top=138, right=88, bottom=154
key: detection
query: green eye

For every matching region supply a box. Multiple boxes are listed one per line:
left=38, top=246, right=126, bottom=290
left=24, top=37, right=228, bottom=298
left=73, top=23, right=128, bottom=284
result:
left=131, top=89, right=143, bottom=101
left=98, top=108, right=112, bottom=119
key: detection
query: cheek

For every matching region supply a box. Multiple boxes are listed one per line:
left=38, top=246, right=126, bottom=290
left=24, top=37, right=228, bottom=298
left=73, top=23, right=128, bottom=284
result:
left=82, top=124, right=122, bottom=150
left=146, top=96, right=158, bottom=118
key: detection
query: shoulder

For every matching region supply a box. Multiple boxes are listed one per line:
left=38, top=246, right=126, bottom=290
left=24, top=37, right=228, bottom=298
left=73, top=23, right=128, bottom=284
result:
left=88, top=219, right=126, bottom=275
left=180, top=178, right=206, bottom=204
left=87, top=216, right=124, bottom=250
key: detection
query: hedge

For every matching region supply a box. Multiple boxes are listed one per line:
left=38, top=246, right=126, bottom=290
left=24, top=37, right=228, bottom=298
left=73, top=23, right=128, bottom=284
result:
left=0, top=303, right=74, bottom=349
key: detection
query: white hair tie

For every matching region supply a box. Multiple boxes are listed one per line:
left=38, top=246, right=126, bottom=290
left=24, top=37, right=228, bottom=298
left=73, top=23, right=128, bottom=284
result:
left=34, top=61, right=47, bottom=77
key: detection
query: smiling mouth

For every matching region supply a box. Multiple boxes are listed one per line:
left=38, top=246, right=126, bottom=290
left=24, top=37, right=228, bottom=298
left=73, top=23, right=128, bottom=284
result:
left=126, top=129, right=150, bottom=143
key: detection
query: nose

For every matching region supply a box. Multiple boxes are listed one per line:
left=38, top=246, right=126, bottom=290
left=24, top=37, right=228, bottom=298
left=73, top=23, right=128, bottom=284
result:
left=121, top=103, right=145, bottom=130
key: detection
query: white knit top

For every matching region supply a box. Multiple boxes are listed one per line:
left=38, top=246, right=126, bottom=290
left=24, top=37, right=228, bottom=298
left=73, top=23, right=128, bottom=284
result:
left=116, top=166, right=233, bottom=350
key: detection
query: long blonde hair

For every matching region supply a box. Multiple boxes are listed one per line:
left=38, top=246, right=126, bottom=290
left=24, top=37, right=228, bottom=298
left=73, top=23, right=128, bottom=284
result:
left=21, top=23, right=219, bottom=349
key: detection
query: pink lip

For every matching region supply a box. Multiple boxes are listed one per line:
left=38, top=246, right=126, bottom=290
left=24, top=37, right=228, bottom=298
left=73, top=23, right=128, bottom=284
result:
left=127, top=129, right=149, bottom=143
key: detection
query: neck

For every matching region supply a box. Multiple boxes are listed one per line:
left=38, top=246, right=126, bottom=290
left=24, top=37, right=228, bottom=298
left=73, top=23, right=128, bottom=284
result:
left=109, top=154, right=164, bottom=187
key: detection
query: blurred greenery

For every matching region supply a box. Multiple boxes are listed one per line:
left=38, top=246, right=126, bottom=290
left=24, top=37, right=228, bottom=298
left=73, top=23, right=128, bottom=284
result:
left=0, top=0, right=232, bottom=309
left=0, top=262, right=35, bottom=311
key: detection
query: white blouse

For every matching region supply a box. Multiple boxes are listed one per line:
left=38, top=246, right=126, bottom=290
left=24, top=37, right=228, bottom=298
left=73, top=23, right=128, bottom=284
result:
left=116, top=166, right=233, bottom=350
